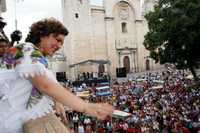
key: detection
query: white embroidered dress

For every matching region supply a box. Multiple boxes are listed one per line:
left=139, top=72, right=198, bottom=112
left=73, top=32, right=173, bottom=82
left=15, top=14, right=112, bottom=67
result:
left=0, top=43, right=57, bottom=133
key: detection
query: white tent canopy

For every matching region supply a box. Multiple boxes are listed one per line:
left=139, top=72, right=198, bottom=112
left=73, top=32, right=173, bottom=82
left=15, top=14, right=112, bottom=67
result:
left=96, top=86, right=110, bottom=90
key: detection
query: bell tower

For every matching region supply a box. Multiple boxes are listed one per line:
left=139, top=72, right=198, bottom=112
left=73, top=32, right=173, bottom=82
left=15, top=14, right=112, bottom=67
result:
left=62, top=0, right=93, bottom=80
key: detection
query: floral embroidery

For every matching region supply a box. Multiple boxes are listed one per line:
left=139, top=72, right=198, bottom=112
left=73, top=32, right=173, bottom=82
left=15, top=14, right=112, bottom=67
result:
left=15, top=44, right=24, bottom=59
left=9, top=47, right=17, bottom=55
left=3, top=52, right=16, bottom=65
left=31, top=49, right=43, bottom=58
left=27, top=56, right=48, bottom=109
left=3, top=44, right=24, bottom=65
left=39, top=57, right=48, bottom=67
left=27, top=87, right=43, bottom=108
left=3, top=43, right=48, bottom=109
left=27, top=47, right=48, bottom=109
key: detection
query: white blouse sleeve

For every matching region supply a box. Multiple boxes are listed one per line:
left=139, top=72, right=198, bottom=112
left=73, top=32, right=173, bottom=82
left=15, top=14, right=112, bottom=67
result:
left=14, top=43, right=47, bottom=78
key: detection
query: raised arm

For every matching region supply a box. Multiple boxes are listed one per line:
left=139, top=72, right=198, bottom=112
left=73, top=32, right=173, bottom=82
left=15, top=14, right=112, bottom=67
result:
left=30, top=74, right=114, bottom=120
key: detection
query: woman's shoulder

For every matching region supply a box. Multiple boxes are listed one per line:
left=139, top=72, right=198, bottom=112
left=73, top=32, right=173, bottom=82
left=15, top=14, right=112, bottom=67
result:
left=15, top=43, right=44, bottom=64
left=10, top=42, right=43, bottom=59
left=4, top=42, right=44, bottom=65
left=3, top=42, right=47, bottom=78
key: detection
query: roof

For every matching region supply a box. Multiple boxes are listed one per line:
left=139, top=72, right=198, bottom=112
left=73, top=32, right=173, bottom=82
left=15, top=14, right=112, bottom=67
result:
left=69, top=59, right=110, bottom=67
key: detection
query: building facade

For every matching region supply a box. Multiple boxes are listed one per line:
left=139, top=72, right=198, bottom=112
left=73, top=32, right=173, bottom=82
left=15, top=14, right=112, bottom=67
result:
left=59, top=0, right=161, bottom=80
left=0, top=0, right=7, bottom=69
left=0, top=0, right=6, bottom=15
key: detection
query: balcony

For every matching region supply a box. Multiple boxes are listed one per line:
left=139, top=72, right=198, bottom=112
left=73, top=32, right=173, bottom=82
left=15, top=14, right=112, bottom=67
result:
left=115, top=39, right=137, bottom=50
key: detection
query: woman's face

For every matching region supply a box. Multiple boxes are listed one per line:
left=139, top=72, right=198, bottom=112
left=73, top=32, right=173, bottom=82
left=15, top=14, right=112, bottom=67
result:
left=39, top=33, right=65, bottom=56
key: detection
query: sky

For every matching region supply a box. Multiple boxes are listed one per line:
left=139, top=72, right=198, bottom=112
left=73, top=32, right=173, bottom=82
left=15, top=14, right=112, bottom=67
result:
left=2, top=0, right=103, bottom=41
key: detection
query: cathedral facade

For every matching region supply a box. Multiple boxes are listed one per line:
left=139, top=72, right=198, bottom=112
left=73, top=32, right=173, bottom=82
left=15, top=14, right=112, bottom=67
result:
left=0, top=0, right=6, bottom=15
left=58, top=0, right=161, bottom=80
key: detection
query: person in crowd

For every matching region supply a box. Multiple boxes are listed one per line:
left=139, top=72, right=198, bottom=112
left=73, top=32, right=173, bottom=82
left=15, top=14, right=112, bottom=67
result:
left=0, top=18, right=114, bottom=133
left=0, top=17, right=23, bottom=69
left=78, top=123, right=84, bottom=133
left=0, top=17, right=9, bottom=68
left=0, top=17, right=9, bottom=44
left=72, top=113, right=79, bottom=132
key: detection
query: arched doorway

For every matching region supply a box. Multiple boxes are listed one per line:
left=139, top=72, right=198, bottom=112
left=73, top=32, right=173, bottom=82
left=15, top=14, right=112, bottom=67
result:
left=123, top=56, right=130, bottom=73
left=98, top=64, right=105, bottom=77
left=146, top=59, right=150, bottom=71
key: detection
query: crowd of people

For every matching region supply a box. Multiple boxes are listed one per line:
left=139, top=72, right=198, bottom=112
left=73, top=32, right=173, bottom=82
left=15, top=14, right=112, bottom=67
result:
left=65, top=69, right=200, bottom=133
left=0, top=18, right=114, bottom=133
left=0, top=17, right=199, bottom=133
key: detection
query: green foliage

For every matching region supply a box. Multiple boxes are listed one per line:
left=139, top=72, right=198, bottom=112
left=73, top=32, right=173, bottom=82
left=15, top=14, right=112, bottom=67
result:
left=144, top=0, right=200, bottom=72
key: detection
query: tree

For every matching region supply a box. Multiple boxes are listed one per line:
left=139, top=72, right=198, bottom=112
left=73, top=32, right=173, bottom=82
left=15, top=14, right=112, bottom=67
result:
left=143, top=0, right=200, bottom=80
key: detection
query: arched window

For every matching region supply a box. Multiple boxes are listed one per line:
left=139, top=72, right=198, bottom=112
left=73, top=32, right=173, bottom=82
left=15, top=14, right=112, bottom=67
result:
left=121, top=22, right=127, bottom=33
left=123, top=56, right=130, bottom=73
left=75, top=13, right=79, bottom=18
left=146, top=59, right=150, bottom=71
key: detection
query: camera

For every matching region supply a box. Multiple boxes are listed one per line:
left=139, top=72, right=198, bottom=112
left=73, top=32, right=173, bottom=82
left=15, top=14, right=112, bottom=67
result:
left=10, top=30, right=22, bottom=42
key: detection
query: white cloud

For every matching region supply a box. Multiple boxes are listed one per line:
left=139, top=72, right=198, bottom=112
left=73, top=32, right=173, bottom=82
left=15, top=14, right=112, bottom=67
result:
left=2, top=0, right=102, bottom=41
left=2, top=0, right=62, bottom=41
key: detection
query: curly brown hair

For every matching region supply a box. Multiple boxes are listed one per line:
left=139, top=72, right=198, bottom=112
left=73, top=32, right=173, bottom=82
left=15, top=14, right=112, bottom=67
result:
left=25, top=17, right=68, bottom=45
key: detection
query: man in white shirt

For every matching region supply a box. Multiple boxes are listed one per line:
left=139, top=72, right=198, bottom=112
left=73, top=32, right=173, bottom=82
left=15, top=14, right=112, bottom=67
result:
left=78, top=123, right=84, bottom=133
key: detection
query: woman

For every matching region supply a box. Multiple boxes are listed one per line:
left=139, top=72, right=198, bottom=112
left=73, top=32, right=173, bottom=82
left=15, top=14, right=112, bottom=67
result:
left=0, top=18, right=114, bottom=133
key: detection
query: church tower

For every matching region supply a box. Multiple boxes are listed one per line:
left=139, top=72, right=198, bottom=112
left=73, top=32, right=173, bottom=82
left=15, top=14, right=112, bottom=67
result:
left=62, top=0, right=93, bottom=80
left=103, top=0, right=145, bottom=77
left=61, top=0, right=162, bottom=80
left=0, top=0, right=6, bottom=15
